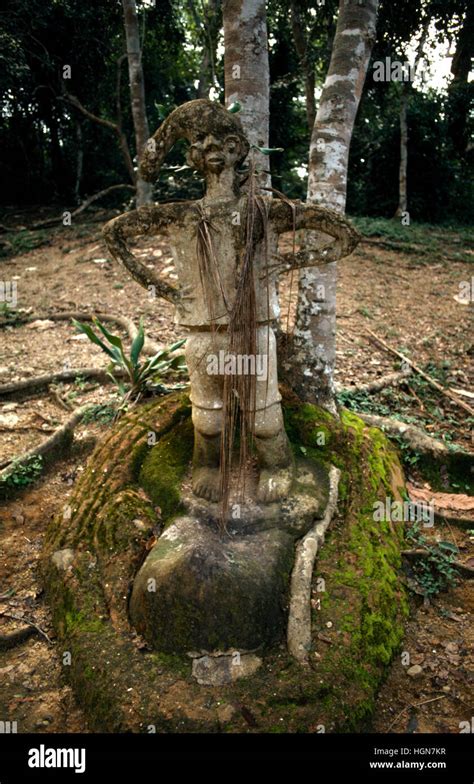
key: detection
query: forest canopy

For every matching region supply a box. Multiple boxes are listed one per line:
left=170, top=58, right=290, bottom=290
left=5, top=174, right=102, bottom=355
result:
left=0, top=0, right=472, bottom=223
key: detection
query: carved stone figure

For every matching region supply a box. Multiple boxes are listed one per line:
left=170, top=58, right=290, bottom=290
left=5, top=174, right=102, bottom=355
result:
left=103, top=99, right=358, bottom=507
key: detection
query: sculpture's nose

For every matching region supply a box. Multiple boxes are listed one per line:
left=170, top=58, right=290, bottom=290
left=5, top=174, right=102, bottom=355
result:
left=203, top=134, right=222, bottom=151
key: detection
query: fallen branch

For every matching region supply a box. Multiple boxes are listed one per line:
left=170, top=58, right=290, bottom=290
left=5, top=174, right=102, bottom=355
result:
left=287, top=466, right=341, bottom=665
left=31, top=184, right=135, bottom=229
left=337, top=368, right=411, bottom=396
left=2, top=310, right=162, bottom=356
left=386, top=695, right=447, bottom=733
left=0, top=611, right=53, bottom=648
left=355, top=412, right=455, bottom=459
left=0, top=404, right=91, bottom=481
left=50, top=384, right=74, bottom=411
left=0, top=367, right=126, bottom=397
left=60, top=92, right=136, bottom=183
left=401, top=549, right=474, bottom=579
left=365, top=328, right=474, bottom=417
left=0, top=625, right=39, bottom=651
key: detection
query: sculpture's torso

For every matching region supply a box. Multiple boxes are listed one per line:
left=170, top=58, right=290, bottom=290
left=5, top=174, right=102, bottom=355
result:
left=164, top=195, right=279, bottom=327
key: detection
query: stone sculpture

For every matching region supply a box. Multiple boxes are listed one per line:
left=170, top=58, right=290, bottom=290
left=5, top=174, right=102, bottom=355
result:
left=103, top=99, right=359, bottom=508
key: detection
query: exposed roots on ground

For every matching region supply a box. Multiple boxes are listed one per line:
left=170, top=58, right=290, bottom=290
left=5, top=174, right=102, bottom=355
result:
left=0, top=612, right=52, bottom=651
left=355, top=412, right=473, bottom=462
left=2, top=310, right=162, bottom=356
left=287, top=466, right=341, bottom=665
left=337, top=368, right=412, bottom=396
left=0, top=367, right=126, bottom=398
left=0, top=404, right=92, bottom=479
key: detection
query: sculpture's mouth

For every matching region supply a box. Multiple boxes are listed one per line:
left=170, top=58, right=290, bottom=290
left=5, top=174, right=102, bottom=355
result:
left=206, top=153, right=225, bottom=165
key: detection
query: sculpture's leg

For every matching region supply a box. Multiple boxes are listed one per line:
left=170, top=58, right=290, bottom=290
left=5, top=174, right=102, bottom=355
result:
left=251, top=326, right=295, bottom=502
left=254, top=402, right=294, bottom=502
left=186, top=330, right=224, bottom=502
left=192, top=409, right=223, bottom=502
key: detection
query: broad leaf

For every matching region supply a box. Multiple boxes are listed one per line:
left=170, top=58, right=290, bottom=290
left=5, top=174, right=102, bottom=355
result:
left=130, top=318, right=145, bottom=367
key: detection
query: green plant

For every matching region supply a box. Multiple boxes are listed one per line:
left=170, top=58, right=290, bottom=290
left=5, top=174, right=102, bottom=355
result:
left=0, top=228, right=50, bottom=259
left=72, top=317, right=187, bottom=408
left=81, top=403, right=117, bottom=425
left=406, top=520, right=459, bottom=597
left=0, top=301, right=23, bottom=326
left=3, top=455, right=43, bottom=488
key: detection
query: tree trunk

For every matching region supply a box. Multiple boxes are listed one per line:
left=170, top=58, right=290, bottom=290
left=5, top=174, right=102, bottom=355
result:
left=395, top=86, right=408, bottom=217
left=290, top=1, right=316, bottom=132
left=395, top=18, right=429, bottom=218
left=188, top=0, right=221, bottom=99
left=287, top=0, right=379, bottom=413
left=74, top=120, right=83, bottom=206
left=122, top=0, right=153, bottom=206
left=447, top=4, right=473, bottom=157
left=223, top=0, right=270, bottom=188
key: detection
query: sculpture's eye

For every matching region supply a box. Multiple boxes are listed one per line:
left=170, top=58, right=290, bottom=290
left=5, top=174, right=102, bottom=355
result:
left=224, top=136, right=239, bottom=154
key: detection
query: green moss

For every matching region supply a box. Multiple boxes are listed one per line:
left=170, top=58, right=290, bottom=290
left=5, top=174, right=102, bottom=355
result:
left=283, top=400, right=408, bottom=727
left=139, top=418, right=194, bottom=521
left=95, top=491, right=155, bottom=554
left=147, top=651, right=191, bottom=677
left=41, top=393, right=409, bottom=733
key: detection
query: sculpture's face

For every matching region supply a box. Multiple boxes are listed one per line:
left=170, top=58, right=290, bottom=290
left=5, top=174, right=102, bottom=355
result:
left=187, top=133, right=244, bottom=175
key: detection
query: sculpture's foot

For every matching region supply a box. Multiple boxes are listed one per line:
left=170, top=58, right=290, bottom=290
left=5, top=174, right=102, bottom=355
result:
left=257, top=466, right=293, bottom=503
left=192, top=466, right=222, bottom=502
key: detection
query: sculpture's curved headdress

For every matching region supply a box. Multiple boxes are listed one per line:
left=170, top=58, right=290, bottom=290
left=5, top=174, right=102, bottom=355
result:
left=139, top=99, right=250, bottom=182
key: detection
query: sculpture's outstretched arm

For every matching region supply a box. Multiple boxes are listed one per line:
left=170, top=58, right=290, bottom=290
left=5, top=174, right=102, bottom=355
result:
left=103, top=204, right=187, bottom=304
left=267, top=199, right=360, bottom=275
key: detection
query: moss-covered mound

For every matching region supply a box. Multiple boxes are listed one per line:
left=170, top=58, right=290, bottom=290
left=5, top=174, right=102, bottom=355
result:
left=41, top=389, right=408, bottom=733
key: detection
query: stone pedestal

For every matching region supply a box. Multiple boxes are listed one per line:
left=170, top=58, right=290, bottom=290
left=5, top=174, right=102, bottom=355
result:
left=130, top=460, right=329, bottom=653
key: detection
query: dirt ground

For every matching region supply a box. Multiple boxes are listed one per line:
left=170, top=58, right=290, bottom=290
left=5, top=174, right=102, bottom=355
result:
left=0, top=208, right=472, bottom=733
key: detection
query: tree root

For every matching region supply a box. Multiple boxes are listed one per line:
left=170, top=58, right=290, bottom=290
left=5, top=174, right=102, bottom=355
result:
left=355, top=412, right=473, bottom=462
left=0, top=611, right=52, bottom=650
left=0, top=625, right=39, bottom=651
left=337, top=368, right=411, bottom=396
left=0, top=404, right=91, bottom=479
left=365, top=328, right=474, bottom=417
left=0, top=367, right=126, bottom=398
left=287, top=465, right=341, bottom=665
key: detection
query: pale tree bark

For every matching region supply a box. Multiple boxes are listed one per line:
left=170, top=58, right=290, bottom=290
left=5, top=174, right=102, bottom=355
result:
left=395, top=19, right=429, bottom=218
left=287, top=0, right=379, bottom=413
left=395, top=86, right=408, bottom=217
left=122, top=0, right=153, bottom=206
left=223, top=0, right=270, bottom=188
left=73, top=119, right=83, bottom=205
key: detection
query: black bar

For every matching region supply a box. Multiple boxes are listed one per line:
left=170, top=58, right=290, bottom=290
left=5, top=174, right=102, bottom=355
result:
left=0, top=732, right=472, bottom=780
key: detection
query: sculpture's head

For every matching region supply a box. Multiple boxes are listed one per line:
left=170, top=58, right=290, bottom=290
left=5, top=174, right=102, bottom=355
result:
left=139, top=99, right=249, bottom=183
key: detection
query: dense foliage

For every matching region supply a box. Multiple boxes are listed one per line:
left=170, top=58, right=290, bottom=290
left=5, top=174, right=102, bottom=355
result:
left=0, top=0, right=472, bottom=222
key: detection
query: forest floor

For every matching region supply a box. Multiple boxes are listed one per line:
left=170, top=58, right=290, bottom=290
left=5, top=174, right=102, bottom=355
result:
left=0, top=207, right=472, bottom=734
